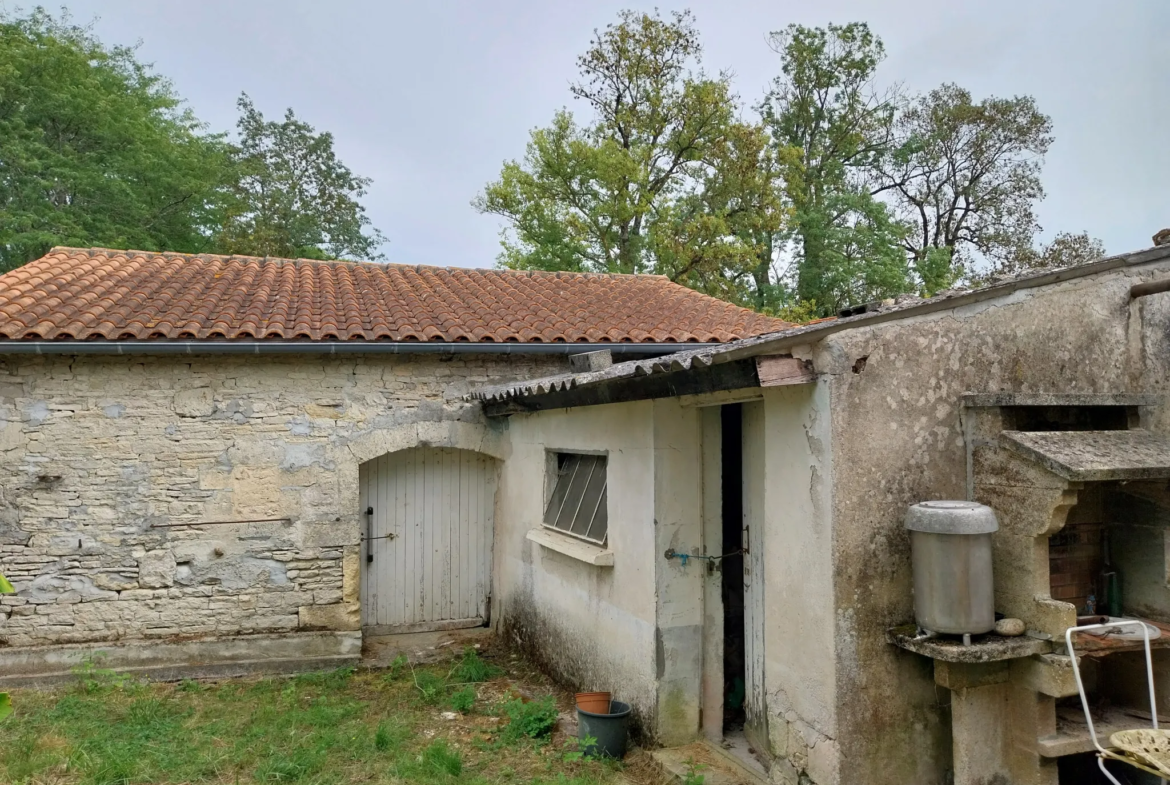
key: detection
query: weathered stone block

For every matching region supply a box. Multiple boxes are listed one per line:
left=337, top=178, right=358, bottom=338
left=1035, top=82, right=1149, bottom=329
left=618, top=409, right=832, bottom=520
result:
left=174, top=388, right=214, bottom=417
left=138, top=550, right=177, bottom=588
left=298, top=602, right=359, bottom=631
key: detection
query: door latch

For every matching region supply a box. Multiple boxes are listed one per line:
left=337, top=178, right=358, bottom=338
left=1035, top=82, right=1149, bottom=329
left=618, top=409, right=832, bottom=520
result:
left=364, top=506, right=395, bottom=564
left=365, top=506, right=374, bottom=563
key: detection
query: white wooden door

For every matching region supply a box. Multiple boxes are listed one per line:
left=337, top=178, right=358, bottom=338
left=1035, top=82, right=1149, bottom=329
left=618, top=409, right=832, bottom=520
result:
left=741, top=401, right=768, bottom=749
left=359, top=447, right=496, bottom=633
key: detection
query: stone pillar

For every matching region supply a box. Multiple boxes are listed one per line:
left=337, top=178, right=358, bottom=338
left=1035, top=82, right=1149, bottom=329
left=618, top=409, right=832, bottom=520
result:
left=937, top=661, right=1013, bottom=785
left=934, top=660, right=1059, bottom=785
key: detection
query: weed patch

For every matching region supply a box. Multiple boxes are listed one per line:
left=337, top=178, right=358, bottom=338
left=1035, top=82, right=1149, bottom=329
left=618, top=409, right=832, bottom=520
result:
left=1, top=652, right=626, bottom=785
left=450, top=685, right=477, bottom=713
left=450, top=647, right=500, bottom=683
left=501, top=695, right=559, bottom=742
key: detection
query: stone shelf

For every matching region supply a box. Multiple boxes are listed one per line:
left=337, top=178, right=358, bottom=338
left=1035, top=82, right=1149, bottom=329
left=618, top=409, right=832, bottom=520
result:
left=1038, top=707, right=1154, bottom=758
left=888, top=625, right=1052, bottom=663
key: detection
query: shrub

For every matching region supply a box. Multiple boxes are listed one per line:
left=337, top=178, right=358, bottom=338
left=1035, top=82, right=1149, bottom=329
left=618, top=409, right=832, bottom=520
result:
left=450, top=686, right=476, bottom=714
left=501, top=695, right=558, bottom=741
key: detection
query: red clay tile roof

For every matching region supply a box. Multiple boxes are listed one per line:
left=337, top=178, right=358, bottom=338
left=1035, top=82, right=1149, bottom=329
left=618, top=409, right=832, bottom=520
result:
left=0, top=248, right=791, bottom=343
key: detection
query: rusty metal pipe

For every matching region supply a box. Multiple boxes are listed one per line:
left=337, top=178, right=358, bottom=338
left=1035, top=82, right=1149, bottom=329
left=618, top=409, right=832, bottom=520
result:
left=1130, top=278, right=1170, bottom=299
left=150, top=517, right=291, bottom=528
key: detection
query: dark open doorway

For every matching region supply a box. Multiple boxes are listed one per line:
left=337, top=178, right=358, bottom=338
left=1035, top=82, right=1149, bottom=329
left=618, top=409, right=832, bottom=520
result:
left=721, top=403, right=746, bottom=733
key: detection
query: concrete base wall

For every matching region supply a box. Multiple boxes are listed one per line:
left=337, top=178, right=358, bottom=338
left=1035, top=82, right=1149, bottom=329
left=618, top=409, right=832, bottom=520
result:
left=0, top=630, right=362, bottom=687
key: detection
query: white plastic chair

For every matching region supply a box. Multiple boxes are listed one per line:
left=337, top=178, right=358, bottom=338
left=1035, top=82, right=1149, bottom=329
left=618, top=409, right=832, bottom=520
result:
left=1067, top=620, right=1169, bottom=783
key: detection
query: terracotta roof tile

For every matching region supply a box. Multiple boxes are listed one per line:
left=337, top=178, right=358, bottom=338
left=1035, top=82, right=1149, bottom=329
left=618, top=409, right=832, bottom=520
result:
left=0, top=248, right=792, bottom=344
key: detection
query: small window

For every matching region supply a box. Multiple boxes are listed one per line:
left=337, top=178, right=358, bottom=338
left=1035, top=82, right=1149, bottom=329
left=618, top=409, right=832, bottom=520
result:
left=544, top=453, right=608, bottom=544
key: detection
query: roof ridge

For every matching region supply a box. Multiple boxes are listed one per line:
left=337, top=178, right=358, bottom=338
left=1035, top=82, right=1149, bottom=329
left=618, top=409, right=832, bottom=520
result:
left=49, top=247, right=673, bottom=281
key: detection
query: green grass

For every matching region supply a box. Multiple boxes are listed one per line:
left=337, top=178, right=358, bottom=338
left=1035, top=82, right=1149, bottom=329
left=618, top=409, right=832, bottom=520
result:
left=0, top=652, right=630, bottom=784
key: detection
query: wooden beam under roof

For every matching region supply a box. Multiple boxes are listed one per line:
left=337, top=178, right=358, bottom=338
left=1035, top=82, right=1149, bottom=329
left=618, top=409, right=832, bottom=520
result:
left=756, top=355, right=816, bottom=387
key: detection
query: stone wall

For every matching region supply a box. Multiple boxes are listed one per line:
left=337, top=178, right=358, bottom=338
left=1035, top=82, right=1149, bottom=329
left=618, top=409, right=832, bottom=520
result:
left=0, top=352, right=565, bottom=650
left=815, top=259, right=1170, bottom=784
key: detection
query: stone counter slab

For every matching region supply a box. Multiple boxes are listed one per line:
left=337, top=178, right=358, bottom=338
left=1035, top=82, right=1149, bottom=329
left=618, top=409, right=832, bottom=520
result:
left=888, top=625, right=1052, bottom=662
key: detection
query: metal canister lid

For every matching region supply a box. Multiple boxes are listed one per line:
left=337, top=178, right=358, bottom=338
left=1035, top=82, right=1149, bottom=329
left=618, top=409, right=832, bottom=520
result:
left=905, top=500, right=999, bottom=535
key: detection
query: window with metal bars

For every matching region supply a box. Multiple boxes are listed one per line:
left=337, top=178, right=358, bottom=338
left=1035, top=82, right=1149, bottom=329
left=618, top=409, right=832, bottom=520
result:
left=543, top=453, right=608, bottom=544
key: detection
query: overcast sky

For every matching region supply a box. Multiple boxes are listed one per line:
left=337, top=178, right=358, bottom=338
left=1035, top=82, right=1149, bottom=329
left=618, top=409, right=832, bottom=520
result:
left=31, top=0, right=1170, bottom=267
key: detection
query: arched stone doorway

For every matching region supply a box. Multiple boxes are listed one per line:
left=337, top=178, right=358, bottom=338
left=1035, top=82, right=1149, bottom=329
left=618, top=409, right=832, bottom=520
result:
left=358, top=446, right=498, bottom=633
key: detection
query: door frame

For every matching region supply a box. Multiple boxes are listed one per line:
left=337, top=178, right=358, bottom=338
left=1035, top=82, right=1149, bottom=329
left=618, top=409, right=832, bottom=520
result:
left=358, top=446, right=498, bottom=635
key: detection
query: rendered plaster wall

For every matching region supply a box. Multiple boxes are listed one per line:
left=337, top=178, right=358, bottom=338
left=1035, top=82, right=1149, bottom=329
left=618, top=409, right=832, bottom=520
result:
left=758, top=383, right=839, bottom=785
left=0, top=352, right=564, bottom=656
left=1108, top=489, right=1170, bottom=623
left=494, top=398, right=704, bottom=742
left=817, top=258, right=1170, bottom=785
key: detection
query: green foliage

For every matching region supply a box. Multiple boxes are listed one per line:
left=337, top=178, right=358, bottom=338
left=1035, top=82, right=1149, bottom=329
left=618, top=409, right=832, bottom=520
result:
left=413, top=670, right=446, bottom=705
left=976, top=230, right=1106, bottom=283
left=373, top=719, right=407, bottom=752
left=878, top=83, right=1055, bottom=281
left=476, top=9, right=785, bottom=305
left=215, top=94, right=386, bottom=261
left=561, top=734, right=598, bottom=763
left=420, top=739, right=463, bottom=777
left=0, top=8, right=229, bottom=271
left=450, top=685, right=477, bottom=713
left=0, top=572, right=14, bottom=594
left=682, top=757, right=707, bottom=785
left=176, top=679, right=203, bottom=694
left=383, top=653, right=410, bottom=682
left=760, top=22, right=909, bottom=315
left=292, top=666, right=356, bottom=690
left=0, top=8, right=385, bottom=272
left=914, top=246, right=959, bottom=297
left=767, top=299, right=819, bottom=325
left=71, top=654, right=141, bottom=695
left=451, top=647, right=499, bottom=683
left=501, top=695, right=559, bottom=742
left=1, top=664, right=614, bottom=784
left=0, top=692, right=10, bottom=722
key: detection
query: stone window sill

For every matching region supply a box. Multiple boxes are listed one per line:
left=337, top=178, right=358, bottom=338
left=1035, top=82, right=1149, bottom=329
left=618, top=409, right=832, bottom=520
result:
left=526, top=527, right=613, bottom=566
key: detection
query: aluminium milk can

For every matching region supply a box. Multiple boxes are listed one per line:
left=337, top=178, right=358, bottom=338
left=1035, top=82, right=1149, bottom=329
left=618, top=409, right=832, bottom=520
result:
left=906, top=500, right=998, bottom=635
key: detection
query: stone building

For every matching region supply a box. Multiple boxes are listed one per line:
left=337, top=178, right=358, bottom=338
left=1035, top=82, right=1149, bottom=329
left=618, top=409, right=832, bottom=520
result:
left=0, top=247, right=786, bottom=680
left=12, top=242, right=1170, bottom=784
left=473, top=241, right=1170, bottom=784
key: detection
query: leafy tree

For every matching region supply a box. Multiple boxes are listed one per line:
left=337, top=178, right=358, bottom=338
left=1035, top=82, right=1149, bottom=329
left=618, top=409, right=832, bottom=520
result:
left=972, top=231, right=1106, bottom=285
left=760, top=22, right=909, bottom=315
left=214, top=95, right=385, bottom=260
left=475, top=10, right=785, bottom=304
left=879, top=84, right=1054, bottom=284
left=0, top=8, right=228, bottom=271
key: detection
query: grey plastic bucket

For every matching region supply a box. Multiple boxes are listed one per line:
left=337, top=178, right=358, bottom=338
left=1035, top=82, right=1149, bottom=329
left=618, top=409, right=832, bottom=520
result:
left=577, top=700, right=631, bottom=759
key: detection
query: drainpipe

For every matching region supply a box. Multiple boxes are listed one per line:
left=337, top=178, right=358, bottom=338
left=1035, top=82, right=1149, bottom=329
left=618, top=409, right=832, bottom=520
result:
left=0, top=341, right=717, bottom=356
